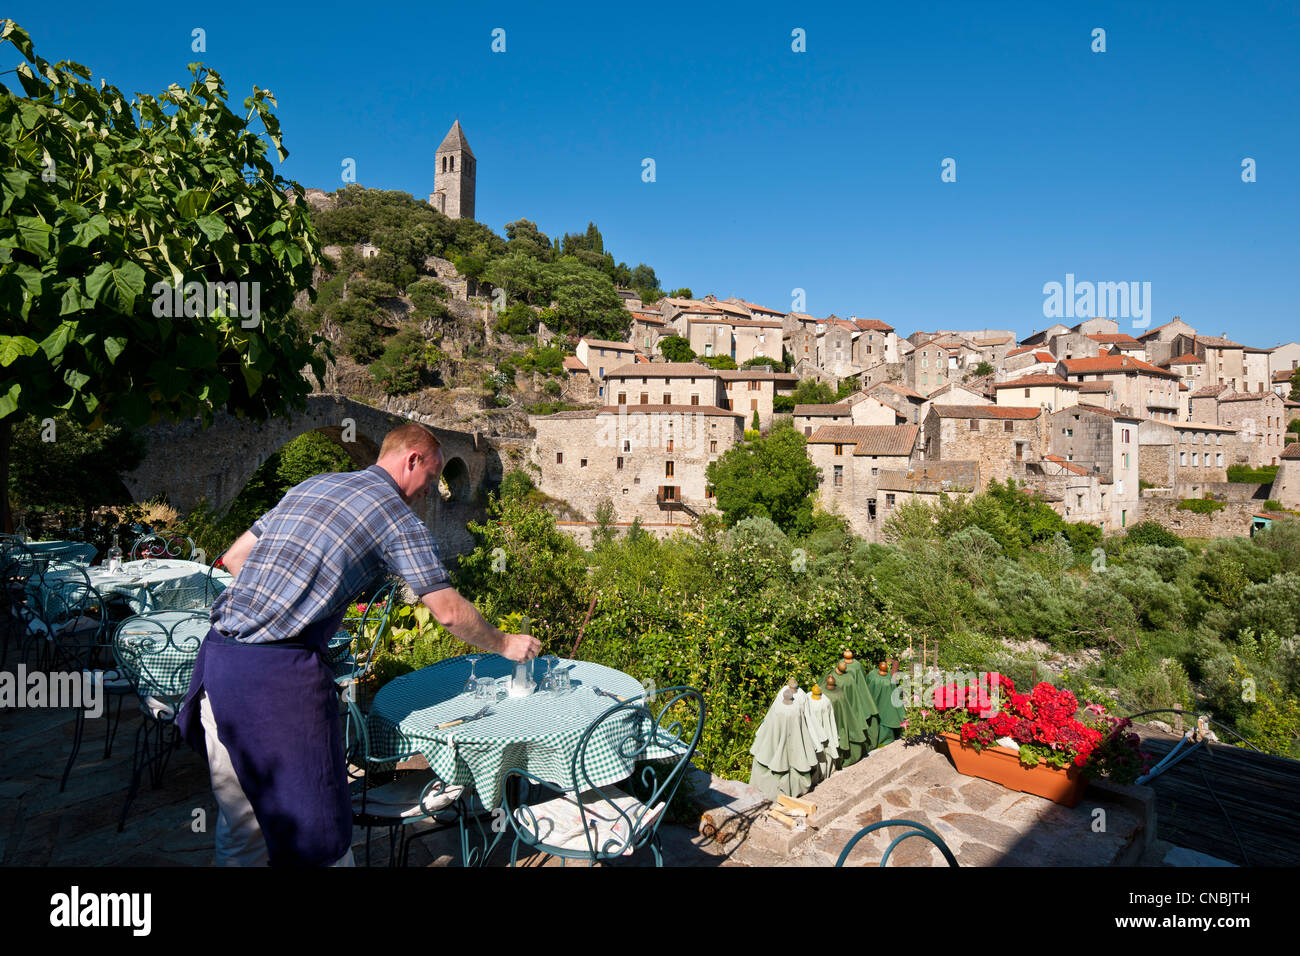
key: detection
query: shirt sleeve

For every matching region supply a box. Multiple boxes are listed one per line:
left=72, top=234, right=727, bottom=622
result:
left=381, top=508, right=452, bottom=596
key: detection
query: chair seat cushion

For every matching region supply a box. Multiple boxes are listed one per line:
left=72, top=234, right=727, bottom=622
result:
left=353, top=773, right=463, bottom=820
left=516, top=784, right=665, bottom=857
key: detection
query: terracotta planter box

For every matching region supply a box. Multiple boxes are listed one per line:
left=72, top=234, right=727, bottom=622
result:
left=940, top=732, right=1087, bottom=808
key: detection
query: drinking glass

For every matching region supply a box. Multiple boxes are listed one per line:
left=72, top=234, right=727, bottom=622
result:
left=539, top=655, right=559, bottom=696
left=554, top=665, right=572, bottom=695
left=463, top=654, right=483, bottom=694
left=474, top=677, right=496, bottom=701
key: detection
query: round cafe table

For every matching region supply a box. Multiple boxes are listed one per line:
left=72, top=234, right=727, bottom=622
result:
left=27, top=540, right=98, bottom=565
left=76, top=559, right=230, bottom=613
left=367, top=654, right=677, bottom=811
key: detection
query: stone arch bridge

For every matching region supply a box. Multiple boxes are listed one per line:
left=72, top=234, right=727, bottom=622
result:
left=122, top=394, right=502, bottom=557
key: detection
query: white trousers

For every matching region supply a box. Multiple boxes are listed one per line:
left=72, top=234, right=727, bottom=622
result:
left=198, top=690, right=354, bottom=867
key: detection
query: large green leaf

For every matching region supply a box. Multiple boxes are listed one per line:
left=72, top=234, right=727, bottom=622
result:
left=69, top=214, right=111, bottom=247
left=85, top=260, right=147, bottom=313
left=0, top=336, right=40, bottom=367
left=39, top=322, right=76, bottom=362
left=13, top=215, right=52, bottom=255
left=195, top=214, right=227, bottom=241
left=0, top=383, right=20, bottom=419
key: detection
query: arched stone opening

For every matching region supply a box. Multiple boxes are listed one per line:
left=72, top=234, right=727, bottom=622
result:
left=440, top=456, right=471, bottom=502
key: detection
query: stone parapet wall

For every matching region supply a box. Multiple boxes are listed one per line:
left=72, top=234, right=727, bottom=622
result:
left=1140, top=499, right=1258, bottom=538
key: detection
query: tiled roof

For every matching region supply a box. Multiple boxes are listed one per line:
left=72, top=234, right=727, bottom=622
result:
left=852, top=318, right=895, bottom=332
left=690, top=318, right=783, bottom=329
left=973, top=335, right=1014, bottom=345
left=562, top=356, right=587, bottom=371
left=1059, top=356, right=1180, bottom=379
left=871, top=382, right=927, bottom=401
left=1196, top=335, right=1246, bottom=348
left=1163, top=353, right=1204, bottom=365
left=632, top=313, right=668, bottom=325
left=877, top=461, right=979, bottom=493
left=788, top=312, right=818, bottom=323
left=1167, top=420, right=1238, bottom=433
left=580, top=337, right=637, bottom=351
left=1274, top=369, right=1295, bottom=382
left=1042, top=455, right=1093, bottom=477
left=807, top=425, right=920, bottom=456
left=1006, top=346, right=1037, bottom=357
left=1074, top=403, right=1143, bottom=421
left=737, top=301, right=786, bottom=316
left=1219, top=391, right=1280, bottom=404
left=606, top=362, right=716, bottom=379
left=1282, top=441, right=1300, bottom=460
left=795, top=404, right=851, bottom=416
left=1191, top=385, right=1227, bottom=397
left=991, top=374, right=1080, bottom=390
left=1086, top=333, right=1142, bottom=345
left=1137, top=318, right=1194, bottom=340
left=1078, top=381, right=1113, bottom=392
left=718, top=370, right=798, bottom=382
left=931, top=404, right=1041, bottom=420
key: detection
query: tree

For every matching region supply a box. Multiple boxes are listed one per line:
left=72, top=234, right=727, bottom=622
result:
left=705, top=422, right=821, bottom=535
left=0, top=23, right=327, bottom=529
left=699, top=355, right=738, bottom=370
left=8, top=414, right=145, bottom=523
left=1290, top=369, right=1300, bottom=403
left=370, top=327, right=430, bottom=395
left=667, top=288, right=693, bottom=299
left=659, top=335, right=695, bottom=363
left=791, top=379, right=836, bottom=405
left=972, top=361, right=995, bottom=378
left=752, top=409, right=761, bottom=431
left=742, top=356, right=782, bottom=370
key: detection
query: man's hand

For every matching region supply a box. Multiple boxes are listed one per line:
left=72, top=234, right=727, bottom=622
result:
left=499, top=632, right=541, bottom=662
left=422, top=588, right=541, bottom=660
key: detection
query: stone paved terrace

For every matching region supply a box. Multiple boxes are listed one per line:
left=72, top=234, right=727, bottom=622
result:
left=0, top=659, right=1239, bottom=867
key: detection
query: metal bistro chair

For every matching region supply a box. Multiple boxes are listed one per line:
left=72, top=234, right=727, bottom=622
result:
left=342, top=696, right=468, bottom=866
left=130, top=532, right=197, bottom=562
left=30, top=560, right=109, bottom=672
left=0, top=538, right=38, bottom=666
left=501, top=685, right=705, bottom=867
left=835, top=820, right=960, bottom=867
left=328, top=580, right=399, bottom=697
left=111, top=611, right=209, bottom=831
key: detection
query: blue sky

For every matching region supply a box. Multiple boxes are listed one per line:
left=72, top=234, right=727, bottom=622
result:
left=7, top=2, right=1299, bottom=345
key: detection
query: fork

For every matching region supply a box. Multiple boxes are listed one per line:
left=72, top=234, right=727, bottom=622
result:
left=434, top=704, right=492, bottom=730
left=591, top=686, right=629, bottom=703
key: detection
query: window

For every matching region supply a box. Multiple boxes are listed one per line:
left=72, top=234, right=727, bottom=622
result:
left=705, top=485, right=714, bottom=499
left=749, top=380, right=760, bottom=391
left=705, top=343, right=713, bottom=357
left=616, top=457, right=624, bottom=470
left=691, top=395, right=699, bottom=406
left=641, top=393, right=648, bottom=405
left=556, top=452, right=563, bottom=464
left=1025, top=388, right=1031, bottom=398
left=1216, top=452, right=1223, bottom=466
left=598, top=367, right=605, bottom=378
left=1180, top=451, right=1187, bottom=466
left=871, top=467, right=879, bottom=476
left=805, top=427, right=812, bottom=436
left=710, top=440, right=717, bottom=453
left=969, top=419, right=980, bottom=431
left=1077, top=495, right=1084, bottom=509
left=666, top=439, right=674, bottom=452
left=1123, top=452, right=1130, bottom=468
left=1004, top=421, right=1014, bottom=433
left=886, top=494, right=896, bottom=507
left=833, top=465, right=843, bottom=487
left=1063, top=428, right=1073, bottom=437
left=618, top=393, right=626, bottom=405
left=665, top=461, right=674, bottom=477
left=834, top=444, right=844, bottom=456
left=580, top=458, right=588, bottom=468
left=623, top=440, right=630, bottom=452
left=1122, top=428, right=1131, bottom=443
left=868, top=498, right=877, bottom=520
left=751, top=400, right=758, bottom=411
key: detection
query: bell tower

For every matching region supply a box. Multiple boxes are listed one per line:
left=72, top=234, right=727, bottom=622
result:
left=428, top=120, right=476, bottom=221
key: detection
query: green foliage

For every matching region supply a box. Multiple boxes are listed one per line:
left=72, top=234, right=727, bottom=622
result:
left=1126, top=520, right=1182, bottom=549
left=1178, top=497, right=1226, bottom=514
left=370, top=326, right=433, bottom=395
left=772, top=394, right=796, bottom=412
left=1264, top=499, right=1285, bottom=511
left=1226, top=464, right=1279, bottom=484
left=972, top=361, right=995, bottom=378
left=407, top=277, right=451, bottom=320
left=501, top=346, right=566, bottom=378
left=658, top=335, right=695, bottom=363
left=0, top=21, right=327, bottom=435
left=494, top=302, right=539, bottom=335
left=742, top=356, right=783, bottom=370
left=698, top=355, right=738, bottom=370
left=524, top=401, right=582, bottom=415
left=1287, top=417, right=1300, bottom=438
left=8, top=414, right=144, bottom=518
left=751, top=409, right=761, bottom=431
left=706, top=422, right=820, bottom=535
left=1290, top=369, right=1300, bottom=403
left=791, top=379, right=836, bottom=405
left=666, top=288, right=693, bottom=299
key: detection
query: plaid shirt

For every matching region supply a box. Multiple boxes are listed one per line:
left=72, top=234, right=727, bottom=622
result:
left=211, top=465, right=451, bottom=644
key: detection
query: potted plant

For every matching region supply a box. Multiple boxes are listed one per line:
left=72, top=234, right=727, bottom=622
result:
left=903, top=674, right=1150, bottom=807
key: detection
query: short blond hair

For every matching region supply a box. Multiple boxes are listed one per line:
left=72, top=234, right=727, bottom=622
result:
left=380, top=422, right=441, bottom=459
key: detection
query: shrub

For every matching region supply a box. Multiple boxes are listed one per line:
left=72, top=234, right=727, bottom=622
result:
left=370, top=327, right=429, bottom=395
left=1226, top=464, right=1279, bottom=484
left=1178, top=497, right=1225, bottom=514
left=1126, top=520, right=1181, bottom=549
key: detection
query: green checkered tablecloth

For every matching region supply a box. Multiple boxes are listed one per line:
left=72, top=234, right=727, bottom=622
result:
left=368, top=655, right=687, bottom=809
left=41, top=559, right=231, bottom=614
left=114, top=611, right=210, bottom=708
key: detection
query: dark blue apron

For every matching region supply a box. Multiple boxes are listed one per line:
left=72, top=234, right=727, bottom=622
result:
left=178, top=611, right=350, bottom=867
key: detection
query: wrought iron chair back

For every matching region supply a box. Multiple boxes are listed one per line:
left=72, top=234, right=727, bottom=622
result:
left=130, top=532, right=196, bottom=562
left=834, top=819, right=960, bottom=867
left=205, top=554, right=229, bottom=605
left=35, top=560, right=109, bottom=670
left=330, top=579, right=400, bottom=688
left=111, top=612, right=209, bottom=717
left=506, top=684, right=704, bottom=863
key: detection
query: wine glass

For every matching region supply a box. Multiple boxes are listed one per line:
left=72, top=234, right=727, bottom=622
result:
left=463, top=654, right=483, bottom=694
left=539, top=655, right=559, bottom=696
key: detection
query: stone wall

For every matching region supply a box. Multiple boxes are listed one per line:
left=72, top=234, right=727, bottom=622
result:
left=1271, top=459, right=1300, bottom=508
left=1140, top=499, right=1260, bottom=538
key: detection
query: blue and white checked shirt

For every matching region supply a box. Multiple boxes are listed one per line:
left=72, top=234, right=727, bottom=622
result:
left=211, top=465, right=451, bottom=644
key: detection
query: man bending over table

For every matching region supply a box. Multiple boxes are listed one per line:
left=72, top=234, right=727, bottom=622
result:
left=178, top=422, right=539, bottom=866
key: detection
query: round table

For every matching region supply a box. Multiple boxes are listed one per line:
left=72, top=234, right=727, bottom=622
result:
left=27, top=540, right=98, bottom=564
left=367, top=655, right=675, bottom=810
left=82, top=559, right=230, bottom=613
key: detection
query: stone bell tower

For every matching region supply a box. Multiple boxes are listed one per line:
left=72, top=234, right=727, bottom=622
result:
left=428, top=120, right=475, bottom=221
